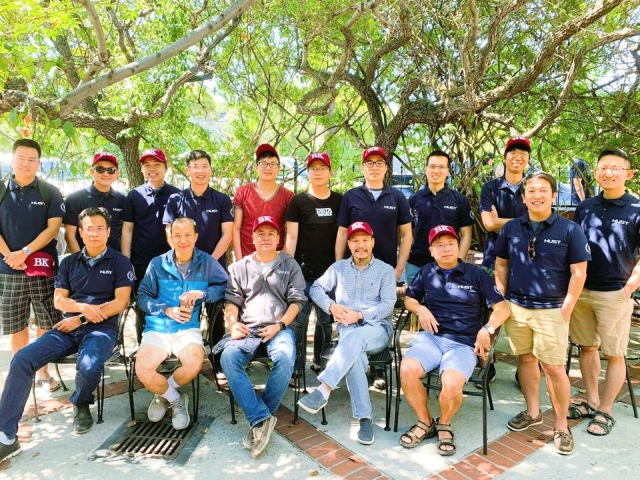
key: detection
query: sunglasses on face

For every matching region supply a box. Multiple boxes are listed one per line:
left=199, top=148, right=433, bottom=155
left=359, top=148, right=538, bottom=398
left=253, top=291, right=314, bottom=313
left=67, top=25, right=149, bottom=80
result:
left=93, top=166, right=117, bottom=175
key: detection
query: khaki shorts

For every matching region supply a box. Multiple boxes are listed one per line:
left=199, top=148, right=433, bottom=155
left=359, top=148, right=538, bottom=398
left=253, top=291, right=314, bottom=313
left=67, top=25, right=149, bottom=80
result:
left=570, top=288, right=633, bottom=357
left=140, top=328, right=204, bottom=358
left=504, top=301, right=568, bottom=366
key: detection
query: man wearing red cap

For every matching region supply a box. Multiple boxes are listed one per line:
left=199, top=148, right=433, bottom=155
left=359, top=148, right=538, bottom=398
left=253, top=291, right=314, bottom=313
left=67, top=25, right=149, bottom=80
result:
left=65, top=151, right=125, bottom=253
left=299, top=222, right=396, bottom=446
left=0, top=139, right=66, bottom=393
left=232, top=144, right=294, bottom=261
left=285, top=152, right=342, bottom=374
left=399, top=225, right=509, bottom=455
left=219, top=215, right=306, bottom=458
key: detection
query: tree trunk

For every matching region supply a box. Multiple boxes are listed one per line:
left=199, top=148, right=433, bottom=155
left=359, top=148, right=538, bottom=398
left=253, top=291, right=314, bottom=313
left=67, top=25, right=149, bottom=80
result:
left=117, top=136, right=143, bottom=188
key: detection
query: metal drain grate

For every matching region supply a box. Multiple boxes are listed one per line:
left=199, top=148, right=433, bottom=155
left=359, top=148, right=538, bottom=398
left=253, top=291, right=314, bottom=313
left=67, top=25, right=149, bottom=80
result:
left=107, top=420, right=198, bottom=460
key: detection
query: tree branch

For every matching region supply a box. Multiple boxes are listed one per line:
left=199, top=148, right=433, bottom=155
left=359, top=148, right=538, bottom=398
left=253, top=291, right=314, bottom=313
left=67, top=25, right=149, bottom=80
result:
left=72, top=0, right=110, bottom=83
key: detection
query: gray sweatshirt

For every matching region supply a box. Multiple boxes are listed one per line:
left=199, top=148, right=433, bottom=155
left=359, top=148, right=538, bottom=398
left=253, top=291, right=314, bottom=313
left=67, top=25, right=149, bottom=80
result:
left=225, top=252, right=307, bottom=329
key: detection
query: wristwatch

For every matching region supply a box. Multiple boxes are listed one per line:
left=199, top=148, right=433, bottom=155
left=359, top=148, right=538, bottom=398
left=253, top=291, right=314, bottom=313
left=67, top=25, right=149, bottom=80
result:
left=483, top=325, right=495, bottom=335
left=78, top=314, right=87, bottom=325
left=278, top=321, right=286, bottom=331
left=22, top=246, right=32, bottom=255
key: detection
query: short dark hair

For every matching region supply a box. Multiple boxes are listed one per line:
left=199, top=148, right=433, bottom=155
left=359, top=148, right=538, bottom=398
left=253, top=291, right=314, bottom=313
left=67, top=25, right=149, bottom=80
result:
left=78, top=207, right=111, bottom=228
left=598, top=148, right=631, bottom=167
left=427, top=149, right=451, bottom=167
left=169, top=216, right=197, bottom=234
left=256, top=151, right=279, bottom=164
left=186, top=150, right=211, bottom=166
left=13, top=139, right=41, bottom=158
left=522, top=171, right=557, bottom=194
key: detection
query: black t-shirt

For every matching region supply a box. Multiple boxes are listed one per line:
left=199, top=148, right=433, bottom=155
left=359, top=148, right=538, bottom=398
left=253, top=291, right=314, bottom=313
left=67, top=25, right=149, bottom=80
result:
left=285, top=191, right=343, bottom=281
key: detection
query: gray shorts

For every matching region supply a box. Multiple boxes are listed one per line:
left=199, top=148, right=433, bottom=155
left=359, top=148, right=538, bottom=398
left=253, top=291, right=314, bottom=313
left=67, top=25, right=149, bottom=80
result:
left=404, top=331, right=477, bottom=381
left=0, top=274, right=60, bottom=335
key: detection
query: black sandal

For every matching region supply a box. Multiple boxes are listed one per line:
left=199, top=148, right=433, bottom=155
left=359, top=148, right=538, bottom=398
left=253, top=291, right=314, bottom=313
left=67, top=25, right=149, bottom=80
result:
left=436, top=419, right=456, bottom=456
left=587, top=411, right=616, bottom=436
left=399, top=419, right=436, bottom=448
left=310, top=364, right=322, bottom=374
left=567, top=401, right=596, bottom=420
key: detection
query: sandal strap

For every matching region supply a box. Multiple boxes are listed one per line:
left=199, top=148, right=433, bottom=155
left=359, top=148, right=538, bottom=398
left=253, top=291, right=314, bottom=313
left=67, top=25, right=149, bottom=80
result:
left=593, top=410, right=616, bottom=425
left=416, top=420, right=433, bottom=432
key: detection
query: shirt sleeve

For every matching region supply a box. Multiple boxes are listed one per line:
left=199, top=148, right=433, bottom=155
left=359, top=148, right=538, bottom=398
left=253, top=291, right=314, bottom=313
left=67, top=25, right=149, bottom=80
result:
left=286, top=260, right=308, bottom=308
left=114, top=255, right=135, bottom=289
left=494, top=226, right=510, bottom=260
left=336, top=191, right=351, bottom=228
left=405, top=266, right=426, bottom=303
left=232, top=184, right=248, bottom=210
left=310, top=265, right=338, bottom=313
left=457, top=193, right=474, bottom=227
left=219, top=193, right=234, bottom=223
left=54, top=256, right=72, bottom=290
left=123, top=191, right=136, bottom=223
left=203, top=256, right=229, bottom=303
left=64, top=192, right=80, bottom=227
left=47, top=184, right=66, bottom=220
left=396, top=192, right=413, bottom=225
left=360, top=264, right=396, bottom=325
left=162, top=194, right=178, bottom=225
left=567, top=223, right=592, bottom=264
left=224, top=262, right=246, bottom=309
left=479, top=182, right=495, bottom=213
left=284, top=195, right=301, bottom=223
left=137, top=259, right=166, bottom=316
left=478, top=268, right=504, bottom=308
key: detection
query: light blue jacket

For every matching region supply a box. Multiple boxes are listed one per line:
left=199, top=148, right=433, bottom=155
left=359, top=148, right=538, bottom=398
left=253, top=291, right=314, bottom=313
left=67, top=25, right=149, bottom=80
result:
left=137, top=248, right=228, bottom=334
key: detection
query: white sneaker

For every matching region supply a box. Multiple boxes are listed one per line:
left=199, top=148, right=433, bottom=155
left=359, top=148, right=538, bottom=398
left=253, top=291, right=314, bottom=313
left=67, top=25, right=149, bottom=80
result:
left=242, top=427, right=254, bottom=449
left=170, top=393, right=190, bottom=430
left=250, top=416, right=277, bottom=459
left=147, top=395, right=170, bottom=422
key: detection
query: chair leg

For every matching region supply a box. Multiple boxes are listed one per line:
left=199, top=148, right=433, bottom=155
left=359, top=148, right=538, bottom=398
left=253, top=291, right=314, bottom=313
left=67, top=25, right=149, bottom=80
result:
left=97, top=371, right=105, bottom=424
left=192, top=374, right=200, bottom=423
left=230, top=392, right=237, bottom=425
left=626, top=358, right=638, bottom=419
left=128, top=357, right=137, bottom=422
left=384, top=364, right=391, bottom=431
left=482, top=378, right=488, bottom=454
left=321, top=407, right=327, bottom=426
left=55, top=363, right=68, bottom=392
left=31, top=379, right=40, bottom=423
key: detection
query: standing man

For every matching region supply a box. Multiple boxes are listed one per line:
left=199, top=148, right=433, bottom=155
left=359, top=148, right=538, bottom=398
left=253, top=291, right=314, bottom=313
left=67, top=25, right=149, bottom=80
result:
left=65, top=152, right=125, bottom=253
left=569, top=148, right=640, bottom=436
left=233, top=144, right=294, bottom=261
left=570, top=157, right=595, bottom=206
left=0, top=207, right=133, bottom=465
left=495, top=172, right=591, bottom=455
left=336, top=146, right=412, bottom=281
left=406, top=150, right=474, bottom=285
left=298, top=222, right=396, bottom=445
left=220, top=216, right=306, bottom=458
left=399, top=226, right=509, bottom=454
left=122, top=148, right=180, bottom=340
left=0, top=139, right=65, bottom=392
left=163, top=149, right=233, bottom=369
left=285, top=152, right=342, bottom=373
left=136, top=217, right=228, bottom=430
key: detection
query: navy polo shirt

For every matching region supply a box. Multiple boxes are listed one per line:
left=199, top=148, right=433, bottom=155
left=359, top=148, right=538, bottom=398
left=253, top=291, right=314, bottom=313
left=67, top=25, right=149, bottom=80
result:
left=123, top=182, right=180, bottom=268
left=163, top=186, right=234, bottom=269
left=64, top=184, right=125, bottom=251
left=337, top=184, right=412, bottom=268
left=573, top=192, right=640, bottom=291
left=55, top=247, right=134, bottom=326
left=406, top=260, right=504, bottom=347
left=408, top=186, right=474, bottom=267
left=479, top=176, right=527, bottom=268
left=0, top=177, right=65, bottom=274
left=495, top=212, right=591, bottom=308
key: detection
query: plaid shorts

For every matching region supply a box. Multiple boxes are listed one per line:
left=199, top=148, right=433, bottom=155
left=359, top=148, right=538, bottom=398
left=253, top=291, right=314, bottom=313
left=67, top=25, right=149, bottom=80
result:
left=0, top=273, right=61, bottom=335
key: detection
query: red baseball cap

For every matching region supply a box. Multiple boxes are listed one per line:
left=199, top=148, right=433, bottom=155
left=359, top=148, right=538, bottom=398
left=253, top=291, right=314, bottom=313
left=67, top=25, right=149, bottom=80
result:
left=428, top=225, right=459, bottom=244
left=24, top=252, right=55, bottom=279
left=362, top=146, right=387, bottom=163
left=504, top=137, right=531, bottom=155
left=347, top=221, right=374, bottom=239
left=307, top=152, right=331, bottom=169
left=139, top=148, right=167, bottom=164
left=92, top=152, right=119, bottom=168
left=255, top=143, right=279, bottom=160
left=252, top=215, right=280, bottom=232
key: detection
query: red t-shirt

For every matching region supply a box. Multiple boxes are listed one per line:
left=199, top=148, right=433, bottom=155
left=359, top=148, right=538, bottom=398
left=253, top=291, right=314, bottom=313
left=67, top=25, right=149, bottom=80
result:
left=233, top=183, right=294, bottom=258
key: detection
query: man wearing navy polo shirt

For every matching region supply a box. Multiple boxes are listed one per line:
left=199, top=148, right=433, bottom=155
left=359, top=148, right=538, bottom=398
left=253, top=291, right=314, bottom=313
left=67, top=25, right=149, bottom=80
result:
left=336, top=146, right=412, bottom=281
left=569, top=148, right=640, bottom=436
left=163, top=150, right=233, bottom=370
left=0, top=207, right=133, bottom=463
left=65, top=152, right=125, bottom=253
left=0, top=139, right=65, bottom=393
left=406, top=150, right=473, bottom=285
left=495, top=172, right=590, bottom=455
left=399, top=225, right=509, bottom=455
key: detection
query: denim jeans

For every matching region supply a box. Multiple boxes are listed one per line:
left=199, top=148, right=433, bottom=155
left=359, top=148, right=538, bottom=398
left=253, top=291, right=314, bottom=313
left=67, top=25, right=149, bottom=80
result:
left=0, top=323, right=117, bottom=439
left=318, top=324, right=389, bottom=420
left=405, top=262, right=422, bottom=287
left=220, top=328, right=295, bottom=427
left=290, top=282, right=333, bottom=367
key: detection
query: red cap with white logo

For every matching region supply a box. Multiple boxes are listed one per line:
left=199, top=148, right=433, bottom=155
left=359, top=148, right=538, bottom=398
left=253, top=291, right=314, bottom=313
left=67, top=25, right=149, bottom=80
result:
left=428, top=225, right=459, bottom=244
left=252, top=216, right=280, bottom=232
left=362, top=146, right=387, bottom=163
left=347, top=221, right=374, bottom=239
left=24, top=252, right=55, bottom=278
left=306, top=152, right=331, bottom=169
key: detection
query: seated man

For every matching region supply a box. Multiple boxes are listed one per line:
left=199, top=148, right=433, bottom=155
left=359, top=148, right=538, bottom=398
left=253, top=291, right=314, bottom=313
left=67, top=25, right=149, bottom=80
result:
left=135, top=217, right=227, bottom=430
left=399, top=225, right=510, bottom=455
left=298, top=221, right=396, bottom=445
left=0, top=207, right=133, bottom=463
left=219, top=216, right=306, bottom=459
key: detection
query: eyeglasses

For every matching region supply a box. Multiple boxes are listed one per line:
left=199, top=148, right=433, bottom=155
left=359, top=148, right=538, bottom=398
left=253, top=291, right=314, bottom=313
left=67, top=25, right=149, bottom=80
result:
left=506, top=150, right=530, bottom=158
left=257, top=161, right=280, bottom=169
left=426, top=164, right=448, bottom=171
left=83, top=227, right=108, bottom=234
left=93, top=166, right=117, bottom=175
left=187, top=163, right=211, bottom=171
left=528, top=235, right=537, bottom=260
left=309, top=166, right=329, bottom=172
left=431, top=242, right=457, bottom=251
left=596, top=166, right=629, bottom=173
left=363, top=160, right=386, bottom=168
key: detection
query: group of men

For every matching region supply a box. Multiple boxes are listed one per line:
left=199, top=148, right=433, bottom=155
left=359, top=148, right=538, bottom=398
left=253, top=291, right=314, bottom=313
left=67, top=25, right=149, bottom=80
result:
left=0, top=136, right=637, bottom=463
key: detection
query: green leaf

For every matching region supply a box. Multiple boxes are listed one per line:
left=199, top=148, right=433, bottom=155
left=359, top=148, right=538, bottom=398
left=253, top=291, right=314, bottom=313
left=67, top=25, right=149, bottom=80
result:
left=62, top=121, right=75, bottom=138
left=8, top=108, right=19, bottom=127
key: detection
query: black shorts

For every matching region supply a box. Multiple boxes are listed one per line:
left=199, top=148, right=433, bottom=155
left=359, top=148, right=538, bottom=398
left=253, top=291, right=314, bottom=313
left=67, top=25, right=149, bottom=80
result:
left=0, top=274, right=61, bottom=335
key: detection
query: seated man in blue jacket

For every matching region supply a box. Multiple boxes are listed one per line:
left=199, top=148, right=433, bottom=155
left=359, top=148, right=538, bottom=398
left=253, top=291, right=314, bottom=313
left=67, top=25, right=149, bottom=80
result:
left=136, top=217, right=227, bottom=430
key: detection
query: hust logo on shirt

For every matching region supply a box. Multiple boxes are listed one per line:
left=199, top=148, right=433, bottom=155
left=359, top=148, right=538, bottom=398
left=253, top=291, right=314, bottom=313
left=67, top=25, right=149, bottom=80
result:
left=443, top=205, right=457, bottom=210
left=276, top=270, right=290, bottom=275
left=383, top=205, right=396, bottom=210
left=612, top=219, right=629, bottom=226
left=205, top=209, right=219, bottom=213
left=316, top=208, right=333, bottom=217
left=457, top=285, right=474, bottom=291
left=100, top=270, right=113, bottom=275
left=112, top=208, right=123, bottom=212
left=543, top=239, right=562, bottom=245
left=30, top=201, right=45, bottom=206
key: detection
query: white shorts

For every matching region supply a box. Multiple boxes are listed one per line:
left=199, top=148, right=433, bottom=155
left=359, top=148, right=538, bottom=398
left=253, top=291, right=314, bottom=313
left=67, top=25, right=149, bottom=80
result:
left=140, top=328, right=204, bottom=358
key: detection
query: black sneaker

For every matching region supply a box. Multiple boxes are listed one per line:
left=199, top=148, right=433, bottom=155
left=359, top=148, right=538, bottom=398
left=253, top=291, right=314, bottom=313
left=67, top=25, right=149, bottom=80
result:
left=73, top=405, right=94, bottom=434
left=370, top=368, right=386, bottom=390
left=475, top=363, right=497, bottom=389
left=0, top=439, right=20, bottom=463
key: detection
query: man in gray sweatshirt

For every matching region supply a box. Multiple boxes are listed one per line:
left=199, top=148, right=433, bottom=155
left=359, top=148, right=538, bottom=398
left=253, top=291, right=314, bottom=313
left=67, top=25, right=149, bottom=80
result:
left=220, top=215, right=306, bottom=459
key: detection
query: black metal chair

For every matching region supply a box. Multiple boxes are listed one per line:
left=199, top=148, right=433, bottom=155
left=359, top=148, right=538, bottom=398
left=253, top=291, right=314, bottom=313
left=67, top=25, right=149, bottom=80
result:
left=127, top=300, right=223, bottom=423
left=394, top=309, right=501, bottom=455
left=565, top=337, right=638, bottom=419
